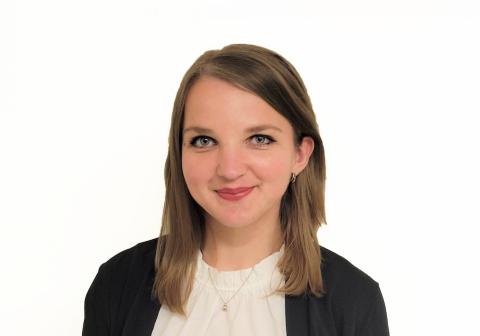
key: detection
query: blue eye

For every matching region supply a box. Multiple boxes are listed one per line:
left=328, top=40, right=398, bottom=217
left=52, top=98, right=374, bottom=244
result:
left=189, top=134, right=276, bottom=148
left=190, top=136, right=215, bottom=148
left=251, top=134, right=274, bottom=146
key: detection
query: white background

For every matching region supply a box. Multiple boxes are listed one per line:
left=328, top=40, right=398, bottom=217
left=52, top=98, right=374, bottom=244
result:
left=1, top=0, right=479, bottom=335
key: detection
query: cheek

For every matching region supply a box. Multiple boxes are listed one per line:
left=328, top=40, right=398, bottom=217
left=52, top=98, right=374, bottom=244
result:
left=182, top=154, right=212, bottom=189
left=255, top=153, right=293, bottom=177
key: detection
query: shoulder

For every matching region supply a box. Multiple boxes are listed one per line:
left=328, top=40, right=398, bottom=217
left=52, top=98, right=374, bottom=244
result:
left=94, top=238, right=156, bottom=278
left=87, top=237, right=159, bottom=295
left=83, top=238, right=159, bottom=334
left=317, top=245, right=389, bottom=335
left=320, top=245, right=380, bottom=295
left=101, top=238, right=158, bottom=271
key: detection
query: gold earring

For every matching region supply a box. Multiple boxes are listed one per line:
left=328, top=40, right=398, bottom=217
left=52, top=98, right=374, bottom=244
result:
left=290, top=172, right=297, bottom=184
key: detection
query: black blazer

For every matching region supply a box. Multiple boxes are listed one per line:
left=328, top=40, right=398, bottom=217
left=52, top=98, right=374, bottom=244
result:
left=83, top=239, right=389, bottom=336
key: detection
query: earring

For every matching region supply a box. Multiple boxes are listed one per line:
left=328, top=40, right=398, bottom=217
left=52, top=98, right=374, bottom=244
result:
left=290, top=172, right=297, bottom=184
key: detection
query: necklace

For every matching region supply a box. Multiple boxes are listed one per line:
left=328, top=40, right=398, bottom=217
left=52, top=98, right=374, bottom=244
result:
left=207, top=265, right=255, bottom=312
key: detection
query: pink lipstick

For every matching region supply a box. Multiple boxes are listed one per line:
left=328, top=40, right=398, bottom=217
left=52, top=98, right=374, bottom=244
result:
left=216, top=187, right=254, bottom=201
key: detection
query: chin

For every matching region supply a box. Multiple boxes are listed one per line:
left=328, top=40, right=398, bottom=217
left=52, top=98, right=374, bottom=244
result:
left=206, top=212, right=257, bottom=229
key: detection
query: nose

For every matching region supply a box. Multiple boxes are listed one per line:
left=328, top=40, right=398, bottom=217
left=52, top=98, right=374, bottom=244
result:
left=215, top=145, right=247, bottom=180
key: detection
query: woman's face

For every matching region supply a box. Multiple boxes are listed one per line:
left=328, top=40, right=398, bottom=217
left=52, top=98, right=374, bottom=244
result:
left=181, top=76, right=314, bottom=231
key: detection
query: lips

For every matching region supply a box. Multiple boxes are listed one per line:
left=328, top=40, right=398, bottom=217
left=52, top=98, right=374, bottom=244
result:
left=217, top=187, right=253, bottom=194
left=216, top=186, right=254, bottom=201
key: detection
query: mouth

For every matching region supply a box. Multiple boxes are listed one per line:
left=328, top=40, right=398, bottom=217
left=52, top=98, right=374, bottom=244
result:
left=216, top=186, right=254, bottom=201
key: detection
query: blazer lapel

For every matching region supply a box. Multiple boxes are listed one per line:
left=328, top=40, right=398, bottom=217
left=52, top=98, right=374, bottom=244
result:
left=285, top=293, right=309, bottom=336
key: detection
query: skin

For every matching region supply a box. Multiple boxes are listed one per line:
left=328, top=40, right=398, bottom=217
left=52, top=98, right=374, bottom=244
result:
left=182, top=76, right=314, bottom=271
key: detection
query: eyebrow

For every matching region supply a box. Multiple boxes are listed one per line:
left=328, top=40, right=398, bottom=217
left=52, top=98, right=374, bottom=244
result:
left=183, top=124, right=283, bottom=135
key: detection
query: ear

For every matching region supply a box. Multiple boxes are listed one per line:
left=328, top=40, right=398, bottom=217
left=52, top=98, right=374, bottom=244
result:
left=293, top=136, right=315, bottom=174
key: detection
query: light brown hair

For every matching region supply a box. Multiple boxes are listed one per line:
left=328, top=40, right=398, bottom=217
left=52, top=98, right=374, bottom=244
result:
left=153, top=43, right=327, bottom=315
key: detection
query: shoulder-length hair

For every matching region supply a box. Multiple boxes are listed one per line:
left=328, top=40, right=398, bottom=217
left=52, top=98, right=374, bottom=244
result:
left=153, top=43, right=327, bottom=315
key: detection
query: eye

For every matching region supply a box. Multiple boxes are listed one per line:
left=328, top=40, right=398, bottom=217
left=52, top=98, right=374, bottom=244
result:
left=190, top=136, right=215, bottom=148
left=251, top=134, right=275, bottom=146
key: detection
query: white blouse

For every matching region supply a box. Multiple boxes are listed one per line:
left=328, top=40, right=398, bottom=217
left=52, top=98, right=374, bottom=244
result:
left=151, top=245, right=287, bottom=336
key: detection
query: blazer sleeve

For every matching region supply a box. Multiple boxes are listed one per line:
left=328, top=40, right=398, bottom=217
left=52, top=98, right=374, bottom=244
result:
left=319, top=246, right=390, bottom=336
left=81, top=239, right=159, bottom=336
left=357, top=284, right=389, bottom=336
left=82, top=263, right=110, bottom=336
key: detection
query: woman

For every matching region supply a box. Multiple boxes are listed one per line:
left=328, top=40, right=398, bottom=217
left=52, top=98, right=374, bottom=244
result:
left=83, top=44, right=389, bottom=336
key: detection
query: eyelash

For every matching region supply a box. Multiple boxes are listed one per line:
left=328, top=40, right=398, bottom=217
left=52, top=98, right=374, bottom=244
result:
left=189, top=134, right=276, bottom=148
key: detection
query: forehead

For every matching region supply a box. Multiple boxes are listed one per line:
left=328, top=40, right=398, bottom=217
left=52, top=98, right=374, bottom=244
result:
left=183, top=76, right=292, bottom=132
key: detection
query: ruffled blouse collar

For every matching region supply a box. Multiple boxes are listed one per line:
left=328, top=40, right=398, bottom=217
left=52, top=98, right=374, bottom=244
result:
left=195, top=245, right=285, bottom=292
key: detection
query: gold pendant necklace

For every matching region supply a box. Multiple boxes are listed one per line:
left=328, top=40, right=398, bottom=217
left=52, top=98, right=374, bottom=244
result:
left=208, top=266, right=255, bottom=312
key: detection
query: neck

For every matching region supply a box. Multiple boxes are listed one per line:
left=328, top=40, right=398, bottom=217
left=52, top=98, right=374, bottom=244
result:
left=201, top=216, right=284, bottom=271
